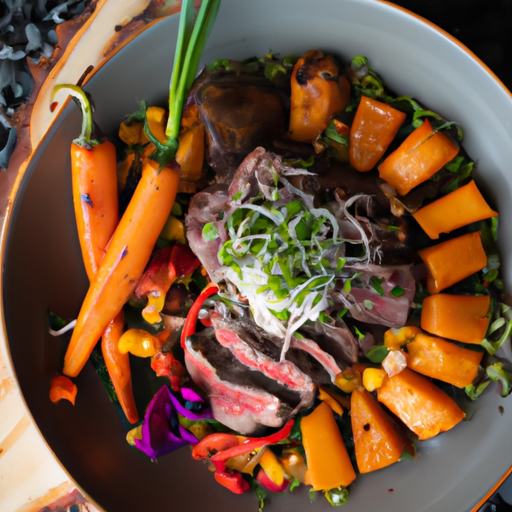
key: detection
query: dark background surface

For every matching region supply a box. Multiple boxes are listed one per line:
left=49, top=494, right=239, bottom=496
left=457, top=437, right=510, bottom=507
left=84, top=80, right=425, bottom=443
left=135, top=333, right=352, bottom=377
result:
left=390, top=0, right=512, bottom=93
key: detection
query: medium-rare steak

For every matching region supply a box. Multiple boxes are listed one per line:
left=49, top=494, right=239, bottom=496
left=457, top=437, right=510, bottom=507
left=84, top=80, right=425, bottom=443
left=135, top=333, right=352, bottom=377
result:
left=184, top=330, right=304, bottom=434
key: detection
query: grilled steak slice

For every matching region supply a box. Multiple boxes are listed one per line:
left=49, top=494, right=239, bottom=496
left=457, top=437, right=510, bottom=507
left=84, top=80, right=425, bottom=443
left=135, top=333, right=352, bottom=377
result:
left=184, top=331, right=301, bottom=434
left=212, top=307, right=331, bottom=387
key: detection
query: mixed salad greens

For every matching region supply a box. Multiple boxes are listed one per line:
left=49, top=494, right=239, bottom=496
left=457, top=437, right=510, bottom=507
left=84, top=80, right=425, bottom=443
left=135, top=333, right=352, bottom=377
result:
left=48, top=0, right=512, bottom=508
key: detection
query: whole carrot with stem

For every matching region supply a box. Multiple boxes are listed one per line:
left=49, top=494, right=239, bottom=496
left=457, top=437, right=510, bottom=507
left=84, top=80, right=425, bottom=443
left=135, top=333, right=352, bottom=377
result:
left=62, top=0, right=222, bottom=378
left=51, top=85, right=139, bottom=423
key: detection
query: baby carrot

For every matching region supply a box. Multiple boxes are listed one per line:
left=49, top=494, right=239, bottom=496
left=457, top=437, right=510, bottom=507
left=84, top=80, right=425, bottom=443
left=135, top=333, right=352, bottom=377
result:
left=62, top=0, right=221, bottom=377
left=52, top=85, right=139, bottom=422
left=102, top=312, right=139, bottom=423
left=378, top=119, right=459, bottom=196
left=421, top=293, right=491, bottom=344
left=63, top=159, right=180, bottom=377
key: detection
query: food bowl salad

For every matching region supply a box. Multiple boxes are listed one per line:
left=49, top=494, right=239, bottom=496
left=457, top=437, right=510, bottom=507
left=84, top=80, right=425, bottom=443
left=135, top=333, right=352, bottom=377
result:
left=4, top=0, right=512, bottom=511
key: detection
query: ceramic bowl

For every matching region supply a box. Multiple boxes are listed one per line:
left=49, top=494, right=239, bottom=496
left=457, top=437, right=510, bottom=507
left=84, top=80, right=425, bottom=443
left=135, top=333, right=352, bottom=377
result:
left=3, top=0, right=512, bottom=511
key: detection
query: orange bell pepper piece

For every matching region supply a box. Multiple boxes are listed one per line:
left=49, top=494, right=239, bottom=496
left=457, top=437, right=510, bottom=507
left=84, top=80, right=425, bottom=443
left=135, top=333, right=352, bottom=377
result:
left=301, top=401, right=356, bottom=490
left=378, top=119, right=459, bottom=196
left=288, top=50, right=350, bottom=143
left=351, top=388, right=409, bottom=473
left=377, top=367, right=465, bottom=440
left=49, top=375, right=78, bottom=405
left=349, top=96, right=406, bottom=172
left=176, top=123, right=205, bottom=181
left=405, top=332, right=483, bottom=388
left=421, top=293, right=491, bottom=344
left=413, top=180, right=498, bottom=239
left=418, top=231, right=487, bottom=294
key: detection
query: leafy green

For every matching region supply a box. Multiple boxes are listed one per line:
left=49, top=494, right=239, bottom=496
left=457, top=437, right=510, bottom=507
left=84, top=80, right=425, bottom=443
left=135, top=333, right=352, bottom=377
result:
left=371, top=276, right=384, bottom=296
left=486, top=362, right=512, bottom=397
left=465, top=380, right=491, bottom=401
left=48, top=311, right=68, bottom=331
left=366, top=345, right=390, bottom=363
left=390, top=286, right=404, bottom=297
left=324, top=487, right=349, bottom=507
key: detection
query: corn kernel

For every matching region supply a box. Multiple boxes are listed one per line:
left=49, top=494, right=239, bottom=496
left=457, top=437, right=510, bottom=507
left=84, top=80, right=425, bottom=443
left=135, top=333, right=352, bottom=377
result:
left=118, top=328, right=159, bottom=358
left=362, top=368, right=387, bottom=392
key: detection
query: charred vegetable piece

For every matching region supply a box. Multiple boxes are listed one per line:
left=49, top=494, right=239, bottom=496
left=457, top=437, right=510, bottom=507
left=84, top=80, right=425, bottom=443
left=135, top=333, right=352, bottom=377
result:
left=378, top=119, right=459, bottom=196
left=349, top=96, right=406, bottom=172
left=288, top=50, right=350, bottom=143
left=197, top=76, right=287, bottom=178
left=421, top=293, right=491, bottom=344
left=413, top=180, right=498, bottom=239
left=377, top=367, right=465, bottom=440
left=301, top=402, right=356, bottom=491
left=351, top=388, right=409, bottom=473
left=418, top=231, right=487, bottom=294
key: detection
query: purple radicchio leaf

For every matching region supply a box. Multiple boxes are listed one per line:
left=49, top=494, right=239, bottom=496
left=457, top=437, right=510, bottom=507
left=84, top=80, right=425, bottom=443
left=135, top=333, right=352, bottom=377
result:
left=134, top=385, right=213, bottom=460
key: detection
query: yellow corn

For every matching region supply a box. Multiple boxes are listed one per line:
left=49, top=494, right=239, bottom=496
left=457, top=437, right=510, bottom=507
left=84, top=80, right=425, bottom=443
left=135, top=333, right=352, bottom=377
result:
left=362, top=367, right=387, bottom=392
left=118, top=328, right=159, bottom=358
left=259, top=449, right=285, bottom=486
left=334, top=367, right=361, bottom=393
left=160, top=215, right=186, bottom=244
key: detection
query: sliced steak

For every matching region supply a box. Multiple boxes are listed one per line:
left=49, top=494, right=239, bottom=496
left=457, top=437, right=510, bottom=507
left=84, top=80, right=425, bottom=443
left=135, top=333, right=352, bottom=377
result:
left=300, top=320, right=359, bottom=364
left=184, top=331, right=301, bottom=434
left=212, top=307, right=331, bottom=387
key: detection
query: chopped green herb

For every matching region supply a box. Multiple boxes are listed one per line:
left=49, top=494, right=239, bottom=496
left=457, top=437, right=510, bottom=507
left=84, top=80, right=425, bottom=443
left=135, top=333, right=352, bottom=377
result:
left=371, top=276, right=384, bottom=296
left=354, top=326, right=365, bottom=339
left=366, top=345, right=390, bottom=363
left=202, top=222, right=219, bottom=241
left=390, top=286, right=404, bottom=297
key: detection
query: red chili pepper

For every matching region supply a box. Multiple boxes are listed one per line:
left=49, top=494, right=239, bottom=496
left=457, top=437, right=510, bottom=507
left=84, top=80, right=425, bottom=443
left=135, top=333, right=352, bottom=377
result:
left=180, top=282, right=219, bottom=347
left=192, top=420, right=294, bottom=494
left=151, top=350, right=186, bottom=391
left=214, top=470, right=250, bottom=494
left=210, top=419, right=294, bottom=468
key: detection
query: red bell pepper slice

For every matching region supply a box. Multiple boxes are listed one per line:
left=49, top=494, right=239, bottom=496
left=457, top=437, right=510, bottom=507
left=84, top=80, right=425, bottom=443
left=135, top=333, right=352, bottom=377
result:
left=170, top=244, right=201, bottom=278
left=192, top=419, right=294, bottom=494
left=180, top=282, right=219, bottom=347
